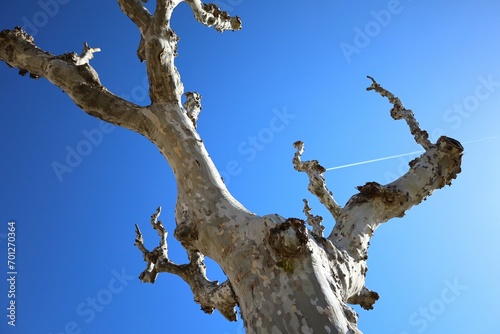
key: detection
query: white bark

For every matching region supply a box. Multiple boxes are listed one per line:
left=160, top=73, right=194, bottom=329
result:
left=0, top=2, right=463, bottom=333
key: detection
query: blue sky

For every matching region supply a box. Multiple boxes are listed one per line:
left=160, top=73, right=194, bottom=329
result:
left=1, top=1, right=499, bottom=333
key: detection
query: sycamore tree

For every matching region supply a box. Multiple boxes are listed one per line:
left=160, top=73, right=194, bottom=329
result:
left=0, top=1, right=463, bottom=333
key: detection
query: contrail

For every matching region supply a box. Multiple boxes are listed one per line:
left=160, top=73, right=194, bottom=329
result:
left=325, top=134, right=500, bottom=172
left=325, top=150, right=424, bottom=171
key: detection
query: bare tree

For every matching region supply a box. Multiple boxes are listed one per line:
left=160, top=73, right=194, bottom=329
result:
left=0, top=1, right=463, bottom=333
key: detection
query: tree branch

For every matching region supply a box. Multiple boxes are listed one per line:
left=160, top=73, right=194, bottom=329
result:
left=1, top=21, right=247, bottom=322
left=117, top=0, right=152, bottom=34
left=76, top=42, right=101, bottom=66
left=329, top=78, right=463, bottom=260
left=366, top=76, right=432, bottom=150
left=0, top=28, right=152, bottom=135
left=185, top=0, right=242, bottom=32
left=303, top=199, right=325, bottom=238
left=115, top=2, right=254, bottom=245
left=135, top=207, right=238, bottom=321
left=117, top=0, right=154, bottom=62
left=292, top=141, right=343, bottom=221
left=147, top=2, right=184, bottom=103
left=347, top=287, right=379, bottom=311
left=153, top=0, right=171, bottom=28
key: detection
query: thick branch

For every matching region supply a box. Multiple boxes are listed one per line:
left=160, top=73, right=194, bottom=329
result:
left=117, top=0, right=154, bottom=62
left=0, top=28, right=151, bottom=135
left=112, top=1, right=252, bottom=232
left=145, top=2, right=183, bottom=103
left=153, top=0, right=171, bottom=28
left=113, top=1, right=253, bottom=248
left=135, top=208, right=238, bottom=321
left=117, top=0, right=153, bottom=34
left=329, top=78, right=463, bottom=260
left=293, top=141, right=343, bottom=221
left=185, top=0, right=242, bottom=32
left=136, top=0, right=242, bottom=103
left=118, top=0, right=183, bottom=102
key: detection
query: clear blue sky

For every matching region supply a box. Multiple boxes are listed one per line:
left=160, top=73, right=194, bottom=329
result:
left=1, top=1, right=499, bottom=333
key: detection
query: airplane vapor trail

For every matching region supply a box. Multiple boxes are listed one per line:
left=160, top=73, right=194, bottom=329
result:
left=325, top=135, right=499, bottom=172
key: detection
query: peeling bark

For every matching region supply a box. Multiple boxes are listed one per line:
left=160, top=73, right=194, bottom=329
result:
left=0, top=2, right=463, bottom=333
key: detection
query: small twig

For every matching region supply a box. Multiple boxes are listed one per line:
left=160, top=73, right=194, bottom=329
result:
left=366, top=76, right=432, bottom=150
left=134, top=207, right=170, bottom=283
left=76, top=42, right=101, bottom=66
left=303, top=199, right=325, bottom=238
left=134, top=224, right=149, bottom=255
left=292, top=141, right=342, bottom=221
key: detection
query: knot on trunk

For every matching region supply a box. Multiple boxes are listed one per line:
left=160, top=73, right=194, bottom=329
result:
left=268, top=218, right=309, bottom=258
left=355, top=182, right=408, bottom=207
left=174, top=211, right=199, bottom=248
left=184, top=91, right=202, bottom=128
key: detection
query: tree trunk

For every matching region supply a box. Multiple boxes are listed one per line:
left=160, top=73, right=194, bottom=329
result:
left=0, top=1, right=463, bottom=333
left=222, top=215, right=365, bottom=333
